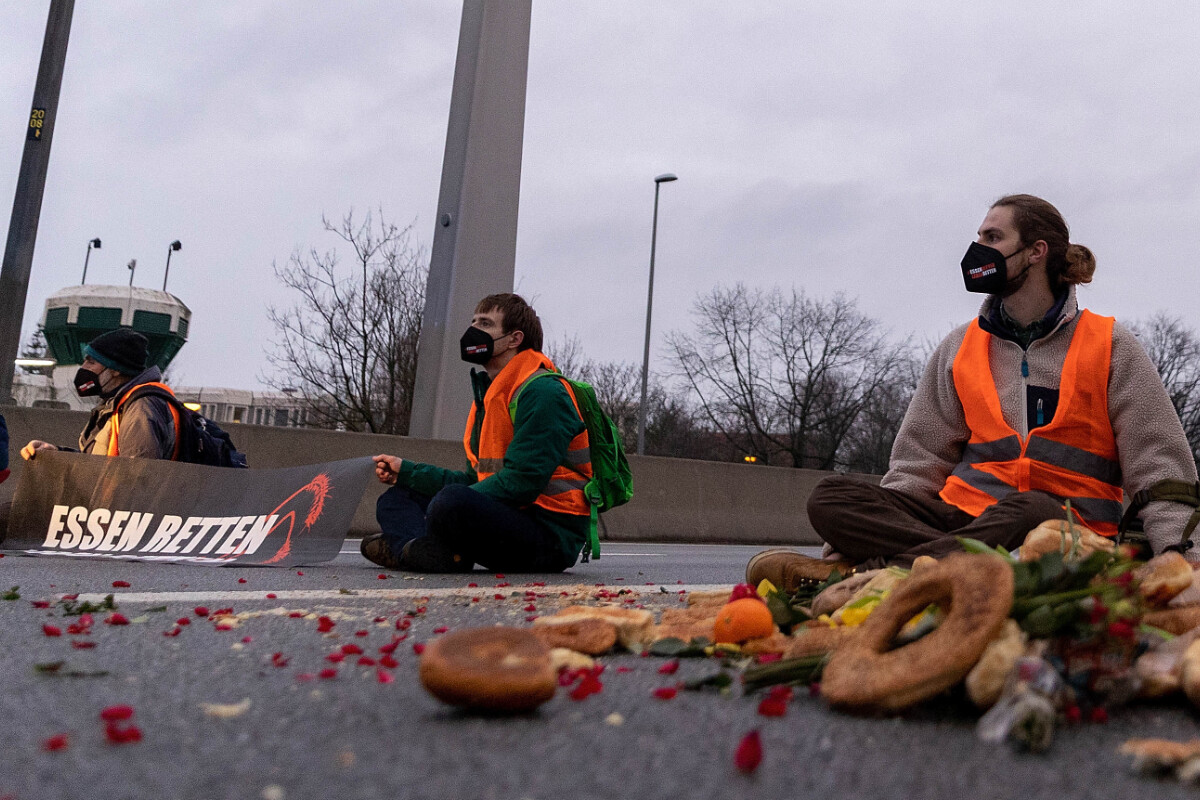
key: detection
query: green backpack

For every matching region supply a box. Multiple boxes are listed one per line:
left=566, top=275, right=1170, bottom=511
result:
left=510, top=370, right=634, bottom=561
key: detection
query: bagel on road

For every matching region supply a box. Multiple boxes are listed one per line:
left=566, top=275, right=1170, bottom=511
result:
left=821, top=553, right=1014, bottom=713
left=419, top=627, right=556, bottom=713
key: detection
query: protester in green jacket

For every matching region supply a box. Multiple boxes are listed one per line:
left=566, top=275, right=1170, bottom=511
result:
left=363, top=293, right=591, bottom=573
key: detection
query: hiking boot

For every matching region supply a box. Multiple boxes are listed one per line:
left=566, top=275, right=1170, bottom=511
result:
left=399, top=536, right=474, bottom=573
left=745, top=548, right=855, bottom=594
left=360, top=533, right=404, bottom=571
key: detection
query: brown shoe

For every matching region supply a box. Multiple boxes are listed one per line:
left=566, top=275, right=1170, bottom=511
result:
left=745, top=549, right=855, bottom=594
left=360, top=533, right=404, bottom=571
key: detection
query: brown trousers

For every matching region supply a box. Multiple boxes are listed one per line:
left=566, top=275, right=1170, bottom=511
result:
left=807, top=475, right=1063, bottom=569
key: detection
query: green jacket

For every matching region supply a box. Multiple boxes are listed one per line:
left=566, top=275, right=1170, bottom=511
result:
left=395, top=366, right=588, bottom=563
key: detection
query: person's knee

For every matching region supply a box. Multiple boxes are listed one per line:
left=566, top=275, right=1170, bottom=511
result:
left=426, top=485, right=476, bottom=530
left=806, top=475, right=867, bottom=530
left=1007, top=490, right=1065, bottom=531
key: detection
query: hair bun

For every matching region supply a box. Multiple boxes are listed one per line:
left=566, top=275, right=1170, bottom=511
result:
left=1063, top=243, right=1096, bottom=285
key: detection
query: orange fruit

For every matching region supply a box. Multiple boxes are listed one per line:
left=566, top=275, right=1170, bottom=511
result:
left=712, top=597, right=775, bottom=644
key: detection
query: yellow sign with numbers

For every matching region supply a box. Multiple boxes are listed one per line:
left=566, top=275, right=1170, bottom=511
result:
left=27, top=108, right=46, bottom=141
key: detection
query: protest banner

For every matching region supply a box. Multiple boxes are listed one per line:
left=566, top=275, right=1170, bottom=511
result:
left=4, top=452, right=374, bottom=566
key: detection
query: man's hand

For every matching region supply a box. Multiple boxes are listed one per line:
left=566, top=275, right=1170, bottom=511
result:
left=373, top=454, right=403, bottom=485
left=21, top=440, right=58, bottom=461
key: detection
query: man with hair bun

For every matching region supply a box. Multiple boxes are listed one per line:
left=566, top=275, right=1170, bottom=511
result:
left=748, top=194, right=1200, bottom=591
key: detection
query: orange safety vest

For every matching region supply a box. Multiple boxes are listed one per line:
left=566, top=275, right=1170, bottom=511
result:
left=939, top=310, right=1123, bottom=535
left=107, top=381, right=182, bottom=460
left=463, top=349, right=592, bottom=517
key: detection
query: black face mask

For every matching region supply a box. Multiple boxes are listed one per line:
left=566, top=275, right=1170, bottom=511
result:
left=74, top=367, right=102, bottom=397
left=459, top=326, right=508, bottom=365
left=960, top=241, right=1028, bottom=295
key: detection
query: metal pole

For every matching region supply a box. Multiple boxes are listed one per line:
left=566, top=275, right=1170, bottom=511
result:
left=637, top=183, right=663, bottom=456
left=0, top=0, right=76, bottom=404
left=163, top=248, right=172, bottom=292
left=408, top=0, right=532, bottom=439
left=81, top=240, right=92, bottom=284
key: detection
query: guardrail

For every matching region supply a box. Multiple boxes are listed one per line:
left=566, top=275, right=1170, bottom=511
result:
left=0, top=406, right=880, bottom=545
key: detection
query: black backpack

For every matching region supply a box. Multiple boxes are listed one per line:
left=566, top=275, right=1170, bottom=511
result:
left=116, top=382, right=248, bottom=468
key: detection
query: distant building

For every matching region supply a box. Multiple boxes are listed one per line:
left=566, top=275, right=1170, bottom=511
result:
left=11, top=284, right=305, bottom=429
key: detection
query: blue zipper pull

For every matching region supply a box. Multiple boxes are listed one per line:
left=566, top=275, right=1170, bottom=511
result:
left=1037, top=398, right=1044, bottom=426
left=1021, top=359, right=1029, bottom=378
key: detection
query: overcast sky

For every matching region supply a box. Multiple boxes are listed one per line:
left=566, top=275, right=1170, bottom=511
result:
left=3, top=2, right=1200, bottom=390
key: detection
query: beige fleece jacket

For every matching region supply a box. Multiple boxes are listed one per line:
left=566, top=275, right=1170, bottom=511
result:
left=882, top=287, right=1199, bottom=556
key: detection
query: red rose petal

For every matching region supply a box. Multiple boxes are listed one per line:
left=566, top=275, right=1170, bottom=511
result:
left=379, top=638, right=403, bottom=654
left=271, top=652, right=289, bottom=667
left=495, top=574, right=505, bottom=579
left=412, top=643, right=426, bottom=655
left=396, top=618, right=411, bottom=631
left=297, top=571, right=304, bottom=576
left=734, top=730, right=763, bottom=773
left=523, top=604, right=537, bottom=612
left=319, top=668, right=338, bottom=679
left=1090, top=707, right=1109, bottom=724
left=373, top=616, right=387, bottom=623
left=617, top=666, right=634, bottom=673
left=104, top=721, right=142, bottom=745
left=757, top=697, right=788, bottom=717
left=357, top=656, right=376, bottom=666
left=42, top=733, right=69, bottom=752
left=288, top=611, right=304, bottom=618
left=432, top=626, right=448, bottom=634
left=493, top=594, right=505, bottom=601
left=379, top=654, right=399, bottom=669
left=467, top=582, right=478, bottom=588
left=354, top=630, right=369, bottom=638
left=525, top=615, right=538, bottom=622
left=317, top=616, right=336, bottom=633
left=112, top=581, right=131, bottom=588
left=214, top=622, right=234, bottom=631
left=241, top=636, right=253, bottom=644
left=193, top=606, right=209, bottom=618
left=238, top=578, right=247, bottom=584
left=377, top=574, right=389, bottom=580
left=325, top=652, right=346, bottom=664
left=341, top=644, right=364, bottom=655
left=652, top=687, right=678, bottom=700
left=42, top=624, right=62, bottom=637
left=266, top=593, right=278, bottom=599
left=104, top=613, right=129, bottom=626
left=658, top=659, right=680, bottom=675
left=31, top=600, right=51, bottom=609
left=176, top=617, right=191, bottom=626
left=100, top=705, right=134, bottom=722
left=376, top=668, right=395, bottom=684
left=72, top=640, right=97, bottom=649
left=163, top=627, right=181, bottom=637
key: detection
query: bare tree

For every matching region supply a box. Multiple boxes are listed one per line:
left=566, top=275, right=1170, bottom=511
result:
left=667, top=284, right=914, bottom=469
left=265, top=209, right=427, bottom=435
left=545, top=334, right=718, bottom=459
left=1129, top=312, right=1200, bottom=469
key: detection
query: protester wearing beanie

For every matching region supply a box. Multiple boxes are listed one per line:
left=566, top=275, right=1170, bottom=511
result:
left=19, top=328, right=177, bottom=462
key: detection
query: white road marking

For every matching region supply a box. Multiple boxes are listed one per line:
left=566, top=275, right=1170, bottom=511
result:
left=68, top=585, right=733, bottom=605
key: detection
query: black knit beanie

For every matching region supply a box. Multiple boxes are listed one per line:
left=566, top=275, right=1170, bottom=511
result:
left=84, top=328, right=149, bottom=375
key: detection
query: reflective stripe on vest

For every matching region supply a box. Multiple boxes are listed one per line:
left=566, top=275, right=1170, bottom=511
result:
left=939, top=311, right=1123, bottom=535
left=462, top=350, right=592, bottom=517
left=108, top=381, right=182, bottom=460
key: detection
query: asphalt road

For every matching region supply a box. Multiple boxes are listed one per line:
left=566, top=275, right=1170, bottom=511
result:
left=0, top=542, right=1197, bottom=800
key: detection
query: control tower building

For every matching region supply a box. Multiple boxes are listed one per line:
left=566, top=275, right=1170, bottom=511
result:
left=27, top=284, right=191, bottom=411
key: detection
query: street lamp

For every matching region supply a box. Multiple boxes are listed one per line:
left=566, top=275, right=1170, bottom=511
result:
left=81, top=237, right=101, bottom=284
left=637, top=172, right=678, bottom=456
left=127, top=258, right=137, bottom=286
left=163, top=239, right=181, bottom=292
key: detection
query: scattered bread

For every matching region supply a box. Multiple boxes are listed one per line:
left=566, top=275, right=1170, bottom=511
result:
left=741, top=632, right=793, bottom=655
left=531, top=618, right=618, bottom=655
left=965, top=619, right=1026, bottom=709
left=811, top=571, right=879, bottom=617
left=783, top=625, right=856, bottom=659
left=419, top=627, right=555, bottom=713
left=1017, top=519, right=1115, bottom=562
left=1181, top=639, right=1200, bottom=710
left=821, top=553, right=1014, bottom=713
left=1144, top=605, right=1200, bottom=636
left=1119, top=738, right=1200, bottom=775
left=534, top=606, right=653, bottom=651
left=548, top=647, right=594, bottom=673
left=1136, top=552, right=1195, bottom=607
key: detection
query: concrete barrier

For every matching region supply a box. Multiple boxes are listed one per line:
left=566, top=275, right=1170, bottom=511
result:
left=0, top=406, right=880, bottom=545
